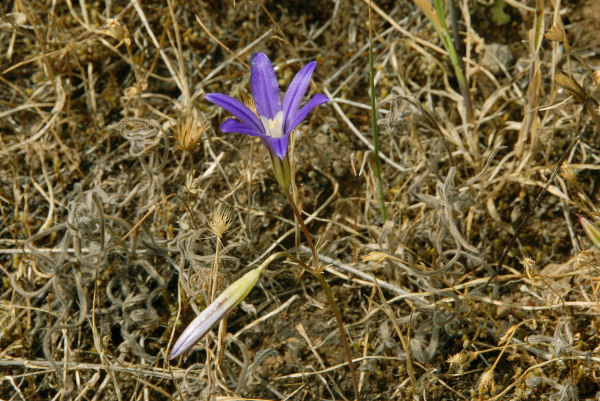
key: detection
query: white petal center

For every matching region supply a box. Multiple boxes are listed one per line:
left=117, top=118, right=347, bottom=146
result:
left=260, top=110, right=284, bottom=138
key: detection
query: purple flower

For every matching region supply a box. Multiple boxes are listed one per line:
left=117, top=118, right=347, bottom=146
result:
left=205, top=52, right=328, bottom=160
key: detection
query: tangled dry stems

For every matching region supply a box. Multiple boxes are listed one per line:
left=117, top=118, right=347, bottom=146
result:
left=1, top=0, right=600, bottom=400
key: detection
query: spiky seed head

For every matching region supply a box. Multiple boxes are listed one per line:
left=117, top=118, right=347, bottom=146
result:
left=185, top=171, right=201, bottom=196
left=447, top=351, right=470, bottom=373
left=175, top=112, right=208, bottom=152
left=478, top=369, right=495, bottom=395
left=561, top=166, right=577, bottom=185
left=242, top=94, right=258, bottom=117
left=208, top=205, right=232, bottom=239
left=103, top=19, right=131, bottom=45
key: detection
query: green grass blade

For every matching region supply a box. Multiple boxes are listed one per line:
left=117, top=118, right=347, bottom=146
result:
left=368, top=1, right=387, bottom=222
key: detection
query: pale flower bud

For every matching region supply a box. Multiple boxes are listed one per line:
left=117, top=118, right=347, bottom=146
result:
left=578, top=215, right=600, bottom=250
left=169, top=262, right=266, bottom=359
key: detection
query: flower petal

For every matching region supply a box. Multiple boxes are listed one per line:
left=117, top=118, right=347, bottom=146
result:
left=205, top=93, right=264, bottom=134
left=282, top=61, right=317, bottom=132
left=264, top=135, right=290, bottom=160
left=220, top=118, right=263, bottom=137
left=251, top=52, right=281, bottom=119
left=285, top=93, right=329, bottom=135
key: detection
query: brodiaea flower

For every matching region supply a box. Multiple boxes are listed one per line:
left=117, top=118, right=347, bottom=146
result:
left=205, top=52, right=328, bottom=162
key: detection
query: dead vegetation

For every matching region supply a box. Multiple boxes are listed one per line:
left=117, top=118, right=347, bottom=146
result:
left=1, top=0, right=600, bottom=400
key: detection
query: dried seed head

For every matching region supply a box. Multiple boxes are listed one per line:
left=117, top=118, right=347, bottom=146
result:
left=544, top=23, right=566, bottom=43
left=242, top=94, right=258, bottom=117
left=208, top=205, right=232, bottom=239
left=175, top=112, right=209, bottom=152
left=185, top=171, right=202, bottom=196
left=447, top=351, right=471, bottom=373
left=478, top=368, right=495, bottom=395
left=555, top=72, right=588, bottom=104
left=101, top=19, right=131, bottom=45
left=561, top=166, right=577, bottom=185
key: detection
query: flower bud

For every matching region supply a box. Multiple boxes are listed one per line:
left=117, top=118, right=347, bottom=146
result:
left=169, top=263, right=266, bottom=359
left=578, top=215, right=600, bottom=250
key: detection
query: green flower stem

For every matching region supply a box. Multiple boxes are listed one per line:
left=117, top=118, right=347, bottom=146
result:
left=283, top=190, right=318, bottom=268
left=447, top=0, right=471, bottom=117
left=434, top=0, right=474, bottom=124
left=283, top=189, right=360, bottom=401
left=368, top=1, right=388, bottom=222
left=413, top=0, right=474, bottom=125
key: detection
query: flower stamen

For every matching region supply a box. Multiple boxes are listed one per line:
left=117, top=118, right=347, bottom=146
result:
left=260, top=110, right=284, bottom=138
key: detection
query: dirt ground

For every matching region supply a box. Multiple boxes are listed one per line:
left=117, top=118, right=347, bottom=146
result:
left=1, top=0, right=600, bottom=400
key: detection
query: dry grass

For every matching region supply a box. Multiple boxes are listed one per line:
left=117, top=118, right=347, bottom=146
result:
left=1, top=0, right=600, bottom=400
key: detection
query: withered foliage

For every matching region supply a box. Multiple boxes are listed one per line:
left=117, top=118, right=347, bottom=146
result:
left=1, top=0, right=599, bottom=400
